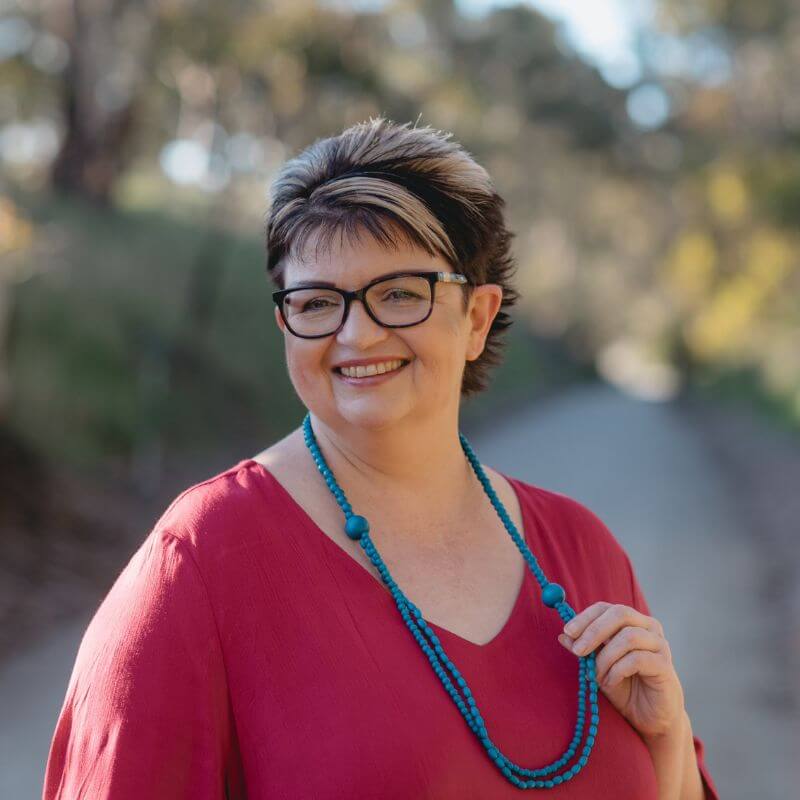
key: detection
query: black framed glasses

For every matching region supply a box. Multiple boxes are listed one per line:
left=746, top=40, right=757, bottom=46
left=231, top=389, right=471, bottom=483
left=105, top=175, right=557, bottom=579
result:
left=272, top=270, right=469, bottom=339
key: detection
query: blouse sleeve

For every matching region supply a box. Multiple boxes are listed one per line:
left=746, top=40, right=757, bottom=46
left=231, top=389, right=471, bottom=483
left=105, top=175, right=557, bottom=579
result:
left=624, top=553, right=722, bottom=800
left=42, top=528, right=239, bottom=799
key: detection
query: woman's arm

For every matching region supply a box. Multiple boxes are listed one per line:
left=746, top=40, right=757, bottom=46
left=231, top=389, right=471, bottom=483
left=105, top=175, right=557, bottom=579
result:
left=643, top=708, right=708, bottom=800
left=42, top=528, right=240, bottom=799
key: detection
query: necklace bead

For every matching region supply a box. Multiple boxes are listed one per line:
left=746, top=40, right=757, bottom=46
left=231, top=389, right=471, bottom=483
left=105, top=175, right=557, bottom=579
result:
left=542, top=582, right=566, bottom=608
left=301, top=412, right=600, bottom=789
left=344, top=514, right=369, bottom=540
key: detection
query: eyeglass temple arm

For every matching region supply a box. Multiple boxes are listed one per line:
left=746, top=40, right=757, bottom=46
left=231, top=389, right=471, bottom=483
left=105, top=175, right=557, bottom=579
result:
left=437, top=272, right=468, bottom=284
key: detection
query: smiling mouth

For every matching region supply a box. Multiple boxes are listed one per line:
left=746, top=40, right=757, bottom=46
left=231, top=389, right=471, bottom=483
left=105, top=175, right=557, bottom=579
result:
left=334, top=360, right=411, bottom=378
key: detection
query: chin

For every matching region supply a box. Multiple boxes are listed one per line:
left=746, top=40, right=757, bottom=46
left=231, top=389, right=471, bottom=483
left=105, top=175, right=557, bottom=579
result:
left=334, top=402, right=412, bottom=432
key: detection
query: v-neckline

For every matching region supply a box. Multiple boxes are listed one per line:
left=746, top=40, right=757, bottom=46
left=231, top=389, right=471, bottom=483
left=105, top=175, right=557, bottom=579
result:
left=245, top=458, right=535, bottom=652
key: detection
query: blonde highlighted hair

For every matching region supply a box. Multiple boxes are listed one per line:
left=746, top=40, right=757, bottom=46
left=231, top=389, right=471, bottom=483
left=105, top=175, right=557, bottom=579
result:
left=264, top=116, right=519, bottom=398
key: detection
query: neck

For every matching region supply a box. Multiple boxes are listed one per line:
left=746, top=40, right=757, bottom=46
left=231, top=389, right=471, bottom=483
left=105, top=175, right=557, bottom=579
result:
left=303, top=411, right=478, bottom=532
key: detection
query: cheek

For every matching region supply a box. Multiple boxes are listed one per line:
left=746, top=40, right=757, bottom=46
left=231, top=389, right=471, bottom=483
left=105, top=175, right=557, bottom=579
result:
left=412, top=316, right=469, bottom=376
left=286, top=342, right=331, bottom=389
left=433, top=310, right=471, bottom=360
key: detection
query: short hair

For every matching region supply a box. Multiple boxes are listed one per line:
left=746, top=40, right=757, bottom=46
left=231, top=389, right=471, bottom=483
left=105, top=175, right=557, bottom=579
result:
left=264, top=116, right=519, bottom=399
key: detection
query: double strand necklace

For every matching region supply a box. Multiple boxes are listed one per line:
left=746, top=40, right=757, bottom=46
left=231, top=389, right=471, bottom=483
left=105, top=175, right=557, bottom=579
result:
left=302, top=412, right=600, bottom=789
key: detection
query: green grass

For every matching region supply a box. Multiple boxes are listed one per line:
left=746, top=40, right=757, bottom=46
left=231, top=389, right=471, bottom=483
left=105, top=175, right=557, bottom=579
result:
left=8, top=190, right=298, bottom=468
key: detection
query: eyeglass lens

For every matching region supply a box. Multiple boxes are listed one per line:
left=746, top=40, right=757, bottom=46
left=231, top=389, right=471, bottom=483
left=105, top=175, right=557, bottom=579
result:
left=282, top=275, right=432, bottom=336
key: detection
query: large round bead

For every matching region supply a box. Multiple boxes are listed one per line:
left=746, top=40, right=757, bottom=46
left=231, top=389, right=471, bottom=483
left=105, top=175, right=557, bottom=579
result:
left=344, top=515, right=369, bottom=540
left=542, top=582, right=566, bottom=608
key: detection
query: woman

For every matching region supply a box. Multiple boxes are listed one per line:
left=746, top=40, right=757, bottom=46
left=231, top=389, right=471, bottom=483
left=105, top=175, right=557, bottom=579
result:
left=43, top=117, right=720, bottom=798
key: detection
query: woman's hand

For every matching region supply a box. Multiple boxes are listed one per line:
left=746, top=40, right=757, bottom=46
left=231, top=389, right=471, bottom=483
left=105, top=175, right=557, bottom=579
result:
left=558, top=602, right=686, bottom=741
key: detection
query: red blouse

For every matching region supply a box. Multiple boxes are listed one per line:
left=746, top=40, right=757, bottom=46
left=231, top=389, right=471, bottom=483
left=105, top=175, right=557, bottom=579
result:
left=43, top=458, right=720, bottom=799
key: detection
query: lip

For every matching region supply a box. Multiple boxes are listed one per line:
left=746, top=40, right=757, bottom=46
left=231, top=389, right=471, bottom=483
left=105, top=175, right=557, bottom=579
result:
left=333, top=357, right=411, bottom=369
left=334, top=360, right=410, bottom=386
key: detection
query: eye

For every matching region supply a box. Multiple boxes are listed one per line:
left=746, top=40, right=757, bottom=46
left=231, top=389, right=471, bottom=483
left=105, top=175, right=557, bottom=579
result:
left=300, top=297, right=338, bottom=312
left=383, top=289, right=422, bottom=301
left=304, top=299, right=328, bottom=309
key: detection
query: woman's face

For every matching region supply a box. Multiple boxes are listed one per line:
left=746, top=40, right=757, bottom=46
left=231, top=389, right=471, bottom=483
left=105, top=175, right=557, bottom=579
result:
left=274, top=228, right=502, bottom=433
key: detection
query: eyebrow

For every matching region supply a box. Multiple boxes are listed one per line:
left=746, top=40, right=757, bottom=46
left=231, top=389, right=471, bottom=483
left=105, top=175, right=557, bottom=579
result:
left=286, top=269, right=416, bottom=290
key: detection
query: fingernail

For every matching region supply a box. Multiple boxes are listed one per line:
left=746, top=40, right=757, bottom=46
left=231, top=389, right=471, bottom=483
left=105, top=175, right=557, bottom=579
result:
left=564, top=622, right=578, bottom=635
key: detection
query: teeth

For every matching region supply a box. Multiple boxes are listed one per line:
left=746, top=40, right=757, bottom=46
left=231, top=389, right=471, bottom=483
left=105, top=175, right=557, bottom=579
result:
left=340, top=359, right=406, bottom=378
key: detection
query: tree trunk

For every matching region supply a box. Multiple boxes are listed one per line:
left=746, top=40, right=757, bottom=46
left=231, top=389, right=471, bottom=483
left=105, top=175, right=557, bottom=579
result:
left=49, top=0, right=156, bottom=205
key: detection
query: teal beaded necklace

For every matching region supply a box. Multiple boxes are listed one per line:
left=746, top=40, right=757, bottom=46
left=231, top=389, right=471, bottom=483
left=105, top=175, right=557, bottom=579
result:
left=301, top=412, right=600, bottom=789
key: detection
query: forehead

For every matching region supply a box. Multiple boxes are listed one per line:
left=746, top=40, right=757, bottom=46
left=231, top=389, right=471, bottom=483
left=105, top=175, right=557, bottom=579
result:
left=283, top=223, right=447, bottom=289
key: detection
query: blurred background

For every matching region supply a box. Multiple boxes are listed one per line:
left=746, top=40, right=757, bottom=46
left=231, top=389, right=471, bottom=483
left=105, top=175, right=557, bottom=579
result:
left=1, top=0, right=799, bottom=796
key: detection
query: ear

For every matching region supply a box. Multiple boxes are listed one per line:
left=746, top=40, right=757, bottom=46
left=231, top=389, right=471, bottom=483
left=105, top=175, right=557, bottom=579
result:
left=465, top=285, right=503, bottom=362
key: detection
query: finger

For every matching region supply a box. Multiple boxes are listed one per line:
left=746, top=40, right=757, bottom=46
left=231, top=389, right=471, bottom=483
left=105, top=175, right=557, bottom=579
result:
left=601, top=649, right=667, bottom=689
left=569, top=604, right=661, bottom=657
left=594, top=626, right=666, bottom=685
left=562, top=602, right=613, bottom=639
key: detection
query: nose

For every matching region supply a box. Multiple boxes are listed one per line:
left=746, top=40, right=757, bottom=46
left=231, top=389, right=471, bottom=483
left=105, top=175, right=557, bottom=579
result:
left=335, top=297, right=388, bottom=347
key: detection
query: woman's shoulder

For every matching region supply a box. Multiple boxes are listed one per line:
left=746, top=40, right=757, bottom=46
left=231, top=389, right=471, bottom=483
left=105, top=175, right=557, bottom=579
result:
left=152, top=455, right=281, bottom=552
left=500, top=472, right=636, bottom=592
left=513, top=477, right=655, bottom=614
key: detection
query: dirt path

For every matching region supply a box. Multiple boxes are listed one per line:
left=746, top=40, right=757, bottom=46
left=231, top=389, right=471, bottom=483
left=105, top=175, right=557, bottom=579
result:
left=2, top=381, right=797, bottom=798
